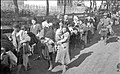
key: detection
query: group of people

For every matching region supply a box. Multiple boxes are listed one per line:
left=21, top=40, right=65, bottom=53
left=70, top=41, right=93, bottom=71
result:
left=1, top=16, right=72, bottom=74
left=1, top=10, right=120, bottom=74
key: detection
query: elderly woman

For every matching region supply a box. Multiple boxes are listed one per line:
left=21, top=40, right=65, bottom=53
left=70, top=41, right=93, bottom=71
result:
left=55, top=25, right=70, bottom=74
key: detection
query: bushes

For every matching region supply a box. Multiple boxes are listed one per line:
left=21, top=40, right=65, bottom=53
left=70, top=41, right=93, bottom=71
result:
left=1, top=9, right=33, bottom=26
left=19, top=9, right=34, bottom=17
left=1, top=10, right=15, bottom=18
left=1, top=9, right=34, bottom=18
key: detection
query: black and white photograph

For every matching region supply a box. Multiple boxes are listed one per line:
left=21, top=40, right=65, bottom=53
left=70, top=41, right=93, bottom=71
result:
left=1, top=0, right=120, bottom=74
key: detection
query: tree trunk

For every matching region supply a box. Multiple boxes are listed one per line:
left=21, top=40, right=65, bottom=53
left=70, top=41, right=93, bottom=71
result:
left=63, top=0, right=66, bottom=15
left=46, top=0, right=49, bottom=16
left=89, top=0, right=92, bottom=13
left=106, top=0, right=109, bottom=10
left=13, top=0, right=19, bottom=17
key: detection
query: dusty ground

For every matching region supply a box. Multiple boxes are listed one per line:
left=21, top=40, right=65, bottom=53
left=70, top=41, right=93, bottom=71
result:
left=65, top=39, right=120, bottom=74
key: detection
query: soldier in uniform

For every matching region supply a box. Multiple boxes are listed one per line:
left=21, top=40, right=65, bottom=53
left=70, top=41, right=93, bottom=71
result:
left=97, top=13, right=113, bottom=41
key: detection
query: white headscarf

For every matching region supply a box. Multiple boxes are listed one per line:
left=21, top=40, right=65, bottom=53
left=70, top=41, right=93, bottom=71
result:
left=73, top=16, right=79, bottom=21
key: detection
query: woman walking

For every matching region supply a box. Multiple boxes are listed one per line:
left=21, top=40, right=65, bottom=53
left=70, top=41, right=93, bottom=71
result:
left=55, top=25, right=70, bottom=74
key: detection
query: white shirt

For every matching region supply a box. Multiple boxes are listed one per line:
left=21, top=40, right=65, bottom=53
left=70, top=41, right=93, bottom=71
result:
left=55, top=28, right=62, bottom=42
left=16, top=30, right=30, bottom=42
left=42, top=21, right=49, bottom=28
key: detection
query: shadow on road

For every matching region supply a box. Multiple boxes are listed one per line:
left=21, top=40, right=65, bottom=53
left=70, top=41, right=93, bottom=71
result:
left=106, top=37, right=119, bottom=44
left=67, top=51, right=93, bottom=70
left=85, top=32, right=100, bottom=48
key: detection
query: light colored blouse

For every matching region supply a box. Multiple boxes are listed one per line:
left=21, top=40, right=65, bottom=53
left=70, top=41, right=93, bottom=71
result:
left=30, top=24, right=42, bottom=35
left=16, top=30, right=31, bottom=42
left=55, top=28, right=63, bottom=42
left=12, top=31, right=18, bottom=49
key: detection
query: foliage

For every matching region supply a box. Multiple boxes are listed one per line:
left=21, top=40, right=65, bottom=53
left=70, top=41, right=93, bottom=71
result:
left=19, top=9, right=34, bottom=17
left=1, top=10, right=15, bottom=18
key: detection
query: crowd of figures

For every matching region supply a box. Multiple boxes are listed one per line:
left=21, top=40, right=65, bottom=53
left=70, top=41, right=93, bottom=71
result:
left=1, top=10, right=120, bottom=74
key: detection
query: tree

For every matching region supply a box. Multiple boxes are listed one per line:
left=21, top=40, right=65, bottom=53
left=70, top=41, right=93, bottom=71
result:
left=46, top=0, right=49, bottom=16
left=13, top=0, right=19, bottom=16
left=63, top=0, right=66, bottom=15
left=89, top=0, right=92, bottom=13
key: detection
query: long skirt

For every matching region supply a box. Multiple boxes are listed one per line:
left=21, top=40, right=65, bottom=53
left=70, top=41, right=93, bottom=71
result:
left=55, top=43, right=70, bottom=65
